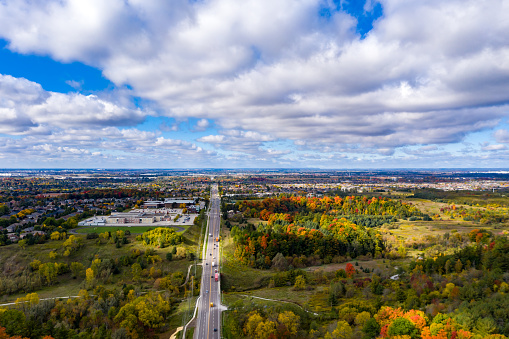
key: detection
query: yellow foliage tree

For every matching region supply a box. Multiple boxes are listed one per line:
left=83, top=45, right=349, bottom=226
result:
left=331, top=320, right=353, bottom=339
left=255, top=320, right=276, bottom=339
left=29, top=260, right=42, bottom=271
left=277, top=311, right=300, bottom=336
left=355, top=311, right=371, bottom=327
left=50, top=231, right=61, bottom=240
left=114, top=293, right=170, bottom=333
left=85, top=268, right=95, bottom=283
left=244, top=311, right=264, bottom=337
left=293, top=275, right=306, bottom=290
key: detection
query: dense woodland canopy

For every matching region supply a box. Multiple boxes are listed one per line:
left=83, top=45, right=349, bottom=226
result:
left=230, top=196, right=422, bottom=268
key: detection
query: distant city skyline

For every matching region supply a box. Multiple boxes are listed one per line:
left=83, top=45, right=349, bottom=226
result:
left=1, top=0, right=509, bottom=169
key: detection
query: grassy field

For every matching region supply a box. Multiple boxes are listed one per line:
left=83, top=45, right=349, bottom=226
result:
left=165, top=295, right=199, bottom=339
left=74, top=225, right=190, bottom=234
left=219, top=227, right=272, bottom=292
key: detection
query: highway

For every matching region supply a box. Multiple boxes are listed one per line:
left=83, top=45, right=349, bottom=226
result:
left=194, top=183, right=221, bottom=339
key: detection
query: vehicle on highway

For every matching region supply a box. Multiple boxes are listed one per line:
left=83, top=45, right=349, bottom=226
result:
left=206, top=290, right=208, bottom=293
left=214, top=328, right=217, bottom=332
left=210, top=303, right=214, bottom=307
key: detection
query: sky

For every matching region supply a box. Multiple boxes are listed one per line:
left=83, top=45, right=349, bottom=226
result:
left=0, top=0, right=509, bottom=169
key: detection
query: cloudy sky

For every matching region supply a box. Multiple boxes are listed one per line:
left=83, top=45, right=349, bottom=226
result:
left=0, top=0, right=508, bottom=169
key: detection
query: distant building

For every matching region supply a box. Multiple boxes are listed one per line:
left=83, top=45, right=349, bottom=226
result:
left=20, top=231, right=45, bottom=239
left=164, top=198, right=196, bottom=208
left=143, top=201, right=165, bottom=209
left=106, top=211, right=168, bottom=224
left=78, top=217, right=106, bottom=226
left=7, top=234, right=19, bottom=242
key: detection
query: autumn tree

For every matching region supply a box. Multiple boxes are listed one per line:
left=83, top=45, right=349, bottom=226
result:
left=244, top=311, right=264, bottom=337
left=255, top=320, right=276, bottom=339
left=345, top=263, right=355, bottom=278
left=114, top=293, right=171, bottom=336
left=328, top=320, right=353, bottom=339
left=277, top=311, right=300, bottom=336
left=293, top=275, right=306, bottom=291
left=38, top=263, right=57, bottom=284
left=85, top=268, right=95, bottom=284
left=355, top=311, right=371, bottom=327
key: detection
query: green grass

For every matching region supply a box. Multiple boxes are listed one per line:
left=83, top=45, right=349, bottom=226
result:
left=1, top=278, right=84, bottom=304
left=232, top=285, right=323, bottom=307
left=74, top=225, right=189, bottom=234
left=220, top=233, right=273, bottom=291
left=222, top=292, right=316, bottom=316
left=166, top=295, right=199, bottom=338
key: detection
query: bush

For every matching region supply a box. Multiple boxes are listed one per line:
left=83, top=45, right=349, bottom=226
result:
left=87, top=232, right=99, bottom=239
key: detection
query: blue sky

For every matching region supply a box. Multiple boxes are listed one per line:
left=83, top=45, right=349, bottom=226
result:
left=0, top=0, right=508, bottom=168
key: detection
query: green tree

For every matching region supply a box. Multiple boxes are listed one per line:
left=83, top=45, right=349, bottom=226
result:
left=370, top=274, right=384, bottom=295
left=131, top=263, right=142, bottom=282
left=18, top=239, right=27, bottom=249
left=455, top=259, right=463, bottom=273
left=0, top=309, right=26, bottom=337
left=272, top=253, right=288, bottom=271
left=387, top=317, right=417, bottom=338
left=362, top=318, right=380, bottom=339
left=475, top=317, right=496, bottom=337
left=70, top=262, right=85, bottom=278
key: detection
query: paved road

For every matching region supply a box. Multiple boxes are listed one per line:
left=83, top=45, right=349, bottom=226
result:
left=195, top=184, right=221, bottom=339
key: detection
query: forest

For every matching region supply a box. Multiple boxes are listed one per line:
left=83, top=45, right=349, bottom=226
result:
left=220, top=194, right=509, bottom=339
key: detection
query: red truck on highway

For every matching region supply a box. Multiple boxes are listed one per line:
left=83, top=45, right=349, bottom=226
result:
left=215, top=273, right=219, bottom=282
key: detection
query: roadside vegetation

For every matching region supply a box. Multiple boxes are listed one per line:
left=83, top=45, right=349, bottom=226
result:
left=0, top=210, right=207, bottom=338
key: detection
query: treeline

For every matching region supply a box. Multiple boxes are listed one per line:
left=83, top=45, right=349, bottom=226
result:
left=409, top=234, right=509, bottom=276
left=232, top=219, right=385, bottom=269
left=228, top=195, right=425, bottom=269
left=239, top=195, right=425, bottom=220
left=441, top=204, right=509, bottom=224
